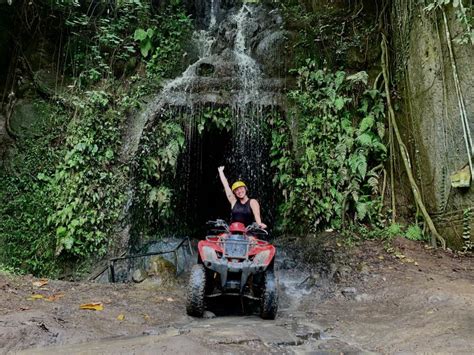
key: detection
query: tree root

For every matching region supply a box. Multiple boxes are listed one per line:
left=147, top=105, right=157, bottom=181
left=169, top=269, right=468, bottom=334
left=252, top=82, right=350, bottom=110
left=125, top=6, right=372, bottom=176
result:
left=381, top=35, right=446, bottom=249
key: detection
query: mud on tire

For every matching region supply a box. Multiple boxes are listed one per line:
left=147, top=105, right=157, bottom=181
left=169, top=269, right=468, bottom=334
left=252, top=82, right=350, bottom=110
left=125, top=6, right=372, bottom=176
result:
left=186, top=264, right=207, bottom=317
left=260, top=270, right=278, bottom=320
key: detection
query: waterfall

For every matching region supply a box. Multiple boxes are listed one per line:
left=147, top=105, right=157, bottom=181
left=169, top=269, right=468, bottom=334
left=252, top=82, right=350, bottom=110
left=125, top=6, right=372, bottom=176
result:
left=210, top=0, right=217, bottom=29
left=229, top=4, right=265, bottom=196
left=125, top=1, right=288, bottom=240
left=233, top=4, right=262, bottom=105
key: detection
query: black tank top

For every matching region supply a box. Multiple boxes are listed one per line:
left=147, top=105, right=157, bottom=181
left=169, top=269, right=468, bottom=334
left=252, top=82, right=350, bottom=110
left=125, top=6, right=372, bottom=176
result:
left=231, top=200, right=254, bottom=226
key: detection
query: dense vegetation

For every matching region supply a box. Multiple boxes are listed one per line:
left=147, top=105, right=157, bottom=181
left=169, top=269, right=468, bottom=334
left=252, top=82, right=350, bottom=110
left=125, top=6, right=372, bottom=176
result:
left=271, top=65, right=386, bottom=234
left=0, top=0, right=192, bottom=275
left=0, top=0, right=471, bottom=275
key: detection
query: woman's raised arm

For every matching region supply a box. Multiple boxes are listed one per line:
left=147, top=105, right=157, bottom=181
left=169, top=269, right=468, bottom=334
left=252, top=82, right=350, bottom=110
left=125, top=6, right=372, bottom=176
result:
left=218, top=166, right=236, bottom=206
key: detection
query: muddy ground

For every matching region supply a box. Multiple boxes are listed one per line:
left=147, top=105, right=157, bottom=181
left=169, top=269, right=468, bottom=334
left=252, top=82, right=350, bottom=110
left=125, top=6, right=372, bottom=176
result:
left=0, top=237, right=473, bottom=354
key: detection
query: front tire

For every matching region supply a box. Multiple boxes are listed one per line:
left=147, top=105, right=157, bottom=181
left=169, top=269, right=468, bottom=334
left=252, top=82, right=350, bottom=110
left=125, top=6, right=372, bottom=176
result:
left=186, top=264, right=207, bottom=317
left=260, top=270, right=278, bottom=319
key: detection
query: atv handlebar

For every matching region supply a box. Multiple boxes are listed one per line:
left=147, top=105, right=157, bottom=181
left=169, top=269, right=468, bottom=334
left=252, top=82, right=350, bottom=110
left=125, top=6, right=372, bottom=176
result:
left=245, top=222, right=268, bottom=236
left=206, top=220, right=268, bottom=238
left=206, top=219, right=229, bottom=232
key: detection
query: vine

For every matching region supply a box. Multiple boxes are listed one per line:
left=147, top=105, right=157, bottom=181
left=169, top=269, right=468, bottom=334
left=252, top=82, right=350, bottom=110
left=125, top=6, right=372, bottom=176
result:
left=424, top=0, right=474, bottom=45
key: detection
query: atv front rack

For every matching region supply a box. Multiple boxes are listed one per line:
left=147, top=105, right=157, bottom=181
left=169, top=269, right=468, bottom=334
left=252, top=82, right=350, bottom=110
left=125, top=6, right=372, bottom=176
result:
left=205, top=235, right=269, bottom=260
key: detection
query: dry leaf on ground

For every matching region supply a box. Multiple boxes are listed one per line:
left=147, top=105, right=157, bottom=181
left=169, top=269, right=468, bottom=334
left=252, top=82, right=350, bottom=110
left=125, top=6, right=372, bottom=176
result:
left=117, top=314, right=125, bottom=321
left=79, top=302, right=104, bottom=311
left=32, top=279, right=49, bottom=288
left=27, top=294, right=45, bottom=301
left=45, top=293, right=65, bottom=302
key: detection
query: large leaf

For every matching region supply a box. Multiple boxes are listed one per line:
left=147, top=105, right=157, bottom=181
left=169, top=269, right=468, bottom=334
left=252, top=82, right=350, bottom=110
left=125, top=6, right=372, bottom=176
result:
left=356, top=133, right=373, bottom=147
left=346, top=71, right=368, bottom=85
left=356, top=202, right=368, bottom=220
left=358, top=115, right=374, bottom=133
left=140, top=40, right=153, bottom=58
left=134, top=28, right=147, bottom=41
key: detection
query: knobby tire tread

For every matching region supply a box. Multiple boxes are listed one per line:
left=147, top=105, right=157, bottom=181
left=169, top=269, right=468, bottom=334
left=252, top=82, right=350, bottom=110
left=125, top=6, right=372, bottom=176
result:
left=186, top=264, right=206, bottom=317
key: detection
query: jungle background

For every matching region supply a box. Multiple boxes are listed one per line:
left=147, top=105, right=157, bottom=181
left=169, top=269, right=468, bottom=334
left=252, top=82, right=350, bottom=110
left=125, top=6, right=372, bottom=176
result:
left=0, top=0, right=472, bottom=277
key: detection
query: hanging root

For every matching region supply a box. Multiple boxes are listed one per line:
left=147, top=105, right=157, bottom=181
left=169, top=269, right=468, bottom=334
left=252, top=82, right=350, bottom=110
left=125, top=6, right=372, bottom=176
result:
left=381, top=35, right=446, bottom=249
left=441, top=8, right=473, bottom=180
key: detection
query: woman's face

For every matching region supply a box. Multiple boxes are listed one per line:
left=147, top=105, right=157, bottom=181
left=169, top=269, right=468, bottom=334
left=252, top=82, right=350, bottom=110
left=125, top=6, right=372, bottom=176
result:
left=234, top=186, right=247, bottom=199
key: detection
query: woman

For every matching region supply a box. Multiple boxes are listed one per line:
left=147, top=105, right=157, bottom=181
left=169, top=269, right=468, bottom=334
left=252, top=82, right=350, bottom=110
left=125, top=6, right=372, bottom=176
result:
left=218, top=166, right=267, bottom=229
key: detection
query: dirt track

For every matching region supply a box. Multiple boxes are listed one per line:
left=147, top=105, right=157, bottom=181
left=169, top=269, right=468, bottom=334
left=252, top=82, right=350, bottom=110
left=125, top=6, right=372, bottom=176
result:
left=1, top=238, right=473, bottom=354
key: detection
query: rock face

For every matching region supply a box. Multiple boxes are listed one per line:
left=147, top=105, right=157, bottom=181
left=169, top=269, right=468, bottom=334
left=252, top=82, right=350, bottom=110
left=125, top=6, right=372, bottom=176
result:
left=157, top=1, right=291, bottom=109
left=390, top=2, right=474, bottom=249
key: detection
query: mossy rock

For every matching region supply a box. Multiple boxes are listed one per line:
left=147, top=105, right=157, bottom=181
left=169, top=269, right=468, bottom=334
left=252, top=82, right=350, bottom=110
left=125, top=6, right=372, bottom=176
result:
left=146, top=255, right=177, bottom=277
left=9, top=99, right=56, bottom=138
left=10, top=100, right=43, bottom=137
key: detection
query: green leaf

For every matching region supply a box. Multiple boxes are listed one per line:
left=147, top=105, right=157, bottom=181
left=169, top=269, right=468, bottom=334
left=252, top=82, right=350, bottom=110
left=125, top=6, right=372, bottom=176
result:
left=146, top=28, right=155, bottom=38
left=62, top=236, right=75, bottom=250
left=359, top=115, right=374, bottom=132
left=346, top=71, right=368, bottom=85
left=140, top=40, right=153, bottom=57
left=334, top=97, right=345, bottom=111
left=358, top=156, right=367, bottom=179
left=134, top=28, right=147, bottom=41
left=356, top=202, right=368, bottom=220
left=105, top=149, right=114, bottom=160
left=405, top=224, right=423, bottom=241
left=356, top=133, right=373, bottom=147
left=376, top=122, right=385, bottom=139
left=56, top=226, right=67, bottom=238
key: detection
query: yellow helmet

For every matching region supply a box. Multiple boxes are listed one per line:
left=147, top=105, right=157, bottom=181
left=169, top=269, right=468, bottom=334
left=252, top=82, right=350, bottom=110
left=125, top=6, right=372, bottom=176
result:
left=231, top=180, right=247, bottom=191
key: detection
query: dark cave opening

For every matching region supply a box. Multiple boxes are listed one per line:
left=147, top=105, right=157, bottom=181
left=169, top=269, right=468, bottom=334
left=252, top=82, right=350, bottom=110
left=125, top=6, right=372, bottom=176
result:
left=175, top=111, right=276, bottom=238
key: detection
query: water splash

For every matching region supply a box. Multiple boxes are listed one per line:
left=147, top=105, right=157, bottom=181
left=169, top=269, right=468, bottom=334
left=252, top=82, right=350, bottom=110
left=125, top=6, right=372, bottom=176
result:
left=233, top=4, right=262, bottom=105
left=210, top=0, right=217, bottom=29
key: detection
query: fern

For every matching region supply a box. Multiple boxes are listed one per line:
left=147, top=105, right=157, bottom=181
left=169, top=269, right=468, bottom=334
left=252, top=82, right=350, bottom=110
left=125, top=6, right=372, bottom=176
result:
left=358, top=115, right=375, bottom=133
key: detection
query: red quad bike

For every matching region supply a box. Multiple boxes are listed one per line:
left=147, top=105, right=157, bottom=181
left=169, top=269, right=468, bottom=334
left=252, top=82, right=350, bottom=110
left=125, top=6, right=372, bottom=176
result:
left=186, top=220, right=278, bottom=319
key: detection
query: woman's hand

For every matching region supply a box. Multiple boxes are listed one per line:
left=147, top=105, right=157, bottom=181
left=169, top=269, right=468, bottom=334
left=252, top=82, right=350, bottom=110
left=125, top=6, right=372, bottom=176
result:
left=218, top=166, right=225, bottom=173
left=259, top=223, right=267, bottom=229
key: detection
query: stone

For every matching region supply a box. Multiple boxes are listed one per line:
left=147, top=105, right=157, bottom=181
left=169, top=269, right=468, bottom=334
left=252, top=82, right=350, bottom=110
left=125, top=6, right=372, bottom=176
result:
left=341, top=287, right=357, bottom=299
left=295, top=326, right=320, bottom=340
left=203, top=311, right=216, bottom=319
left=450, top=165, right=471, bottom=188
left=132, top=268, right=148, bottom=283
left=355, top=293, right=374, bottom=302
left=147, top=256, right=177, bottom=277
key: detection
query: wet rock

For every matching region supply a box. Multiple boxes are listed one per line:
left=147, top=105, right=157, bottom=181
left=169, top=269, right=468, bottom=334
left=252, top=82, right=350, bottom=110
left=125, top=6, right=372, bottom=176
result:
left=203, top=311, right=216, bottom=319
left=197, top=63, right=215, bottom=77
left=295, top=326, right=320, bottom=341
left=355, top=293, right=374, bottom=302
left=428, top=294, right=450, bottom=304
left=9, top=99, right=43, bottom=138
left=254, top=30, right=291, bottom=76
left=132, top=268, right=148, bottom=283
left=341, top=287, right=357, bottom=299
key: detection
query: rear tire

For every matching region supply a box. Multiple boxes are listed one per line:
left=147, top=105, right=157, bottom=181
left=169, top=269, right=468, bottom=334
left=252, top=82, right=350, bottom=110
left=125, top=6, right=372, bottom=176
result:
left=260, top=270, right=278, bottom=319
left=186, top=264, right=207, bottom=317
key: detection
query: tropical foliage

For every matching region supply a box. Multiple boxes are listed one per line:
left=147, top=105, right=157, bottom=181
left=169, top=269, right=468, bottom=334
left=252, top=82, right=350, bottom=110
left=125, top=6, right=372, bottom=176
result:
left=0, top=0, right=192, bottom=275
left=271, top=61, right=387, bottom=234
